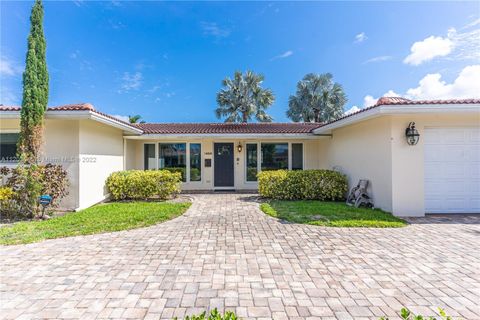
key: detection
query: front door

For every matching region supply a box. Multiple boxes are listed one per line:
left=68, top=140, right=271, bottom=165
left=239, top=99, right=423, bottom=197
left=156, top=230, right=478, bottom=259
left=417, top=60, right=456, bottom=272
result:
left=214, top=143, right=234, bottom=188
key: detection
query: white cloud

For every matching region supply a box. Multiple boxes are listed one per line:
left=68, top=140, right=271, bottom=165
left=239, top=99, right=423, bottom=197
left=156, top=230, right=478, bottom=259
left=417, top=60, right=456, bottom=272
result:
left=200, top=22, right=230, bottom=38
left=0, top=56, right=22, bottom=76
left=405, top=65, right=480, bottom=99
left=403, top=36, right=454, bottom=66
left=120, top=72, right=142, bottom=92
left=462, top=18, right=480, bottom=30
left=363, top=55, right=392, bottom=64
left=344, top=106, right=360, bottom=115
left=362, top=95, right=378, bottom=108
left=112, top=114, right=130, bottom=123
left=354, top=65, right=480, bottom=111
left=72, top=0, right=84, bottom=7
left=354, top=32, right=367, bottom=43
left=271, top=50, right=293, bottom=60
left=403, top=19, right=480, bottom=66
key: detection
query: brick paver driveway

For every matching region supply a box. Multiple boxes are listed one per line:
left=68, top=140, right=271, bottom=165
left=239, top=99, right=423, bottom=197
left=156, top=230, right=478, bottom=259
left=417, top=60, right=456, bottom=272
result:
left=1, top=194, right=479, bottom=320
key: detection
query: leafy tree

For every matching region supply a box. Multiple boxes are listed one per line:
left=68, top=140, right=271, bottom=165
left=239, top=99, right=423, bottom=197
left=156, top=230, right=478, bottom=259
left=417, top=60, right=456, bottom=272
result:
left=18, top=0, right=49, bottom=164
left=128, top=115, right=145, bottom=124
left=287, top=73, right=347, bottom=123
left=215, top=71, right=275, bottom=123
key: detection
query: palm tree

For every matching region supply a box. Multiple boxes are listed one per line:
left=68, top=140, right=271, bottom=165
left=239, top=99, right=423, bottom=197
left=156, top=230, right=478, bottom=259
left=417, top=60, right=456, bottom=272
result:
left=128, top=115, right=145, bottom=124
left=287, top=73, right=347, bottom=123
left=215, top=71, right=275, bottom=123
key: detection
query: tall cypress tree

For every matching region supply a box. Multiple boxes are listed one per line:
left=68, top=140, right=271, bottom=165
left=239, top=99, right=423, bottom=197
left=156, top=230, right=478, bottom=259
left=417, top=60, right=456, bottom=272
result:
left=18, top=0, right=49, bottom=164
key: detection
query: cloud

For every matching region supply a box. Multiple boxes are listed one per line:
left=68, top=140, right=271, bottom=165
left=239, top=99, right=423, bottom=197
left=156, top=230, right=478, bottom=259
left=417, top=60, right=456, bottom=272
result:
left=72, top=0, right=84, bottom=7
left=200, top=22, right=230, bottom=38
left=271, top=50, right=293, bottom=60
left=112, top=114, right=130, bottom=123
left=344, top=106, right=360, bottom=115
left=354, top=32, right=367, bottom=43
left=404, top=19, right=479, bottom=66
left=119, top=72, right=142, bottom=92
left=353, top=65, right=480, bottom=111
left=0, top=56, right=22, bottom=76
left=363, top=55, right=392, bottom=64
left=405, top=65, right=480, bottom=99
left=403, top=36, right=454, bottom=66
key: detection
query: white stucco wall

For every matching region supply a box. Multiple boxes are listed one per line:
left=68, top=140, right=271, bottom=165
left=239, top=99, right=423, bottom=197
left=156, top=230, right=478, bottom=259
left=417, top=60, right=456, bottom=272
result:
left=0, top=118, right=81, bottom=210
left=77, top=120, right=124, bottom=210
left=325, top=117, right=393, bottom=213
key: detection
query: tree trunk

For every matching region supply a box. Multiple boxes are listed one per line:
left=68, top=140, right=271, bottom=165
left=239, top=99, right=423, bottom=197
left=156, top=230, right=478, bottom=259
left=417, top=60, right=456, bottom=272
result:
left=242, top=111, right=248, bottom=123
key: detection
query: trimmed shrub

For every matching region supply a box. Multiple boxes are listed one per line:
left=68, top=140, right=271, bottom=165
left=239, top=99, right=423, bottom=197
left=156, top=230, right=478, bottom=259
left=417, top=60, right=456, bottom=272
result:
left=258, top=169, right=348, bottom=200
left=106, top=170, right=181, bottom=201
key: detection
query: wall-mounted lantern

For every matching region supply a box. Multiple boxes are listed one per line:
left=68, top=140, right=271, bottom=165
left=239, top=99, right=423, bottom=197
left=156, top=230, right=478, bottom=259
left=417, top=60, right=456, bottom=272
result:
left=405, top=122, right=420, bottom=145
left=237, top=143, right=243, bottom=153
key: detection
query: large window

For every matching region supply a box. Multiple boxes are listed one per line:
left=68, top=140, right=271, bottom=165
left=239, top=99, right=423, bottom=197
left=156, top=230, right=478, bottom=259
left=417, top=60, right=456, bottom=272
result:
left=159, top=143, right=187, bottom=182
left=292, top=143, right=303, bottom=170
left=144, top=144, right=155, bottom=170
left=246, top=144, right=258, bottom=181
left=0, top=133, right=19, bottom=163
left=261, top=143, right=288, bottom=171
left=190, top=143, right=201, bottom=182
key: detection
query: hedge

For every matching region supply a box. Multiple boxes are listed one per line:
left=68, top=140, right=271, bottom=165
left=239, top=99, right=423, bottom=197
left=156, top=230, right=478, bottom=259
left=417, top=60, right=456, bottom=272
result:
left=258, top=169, right=348, bottom=200
left=106, top=170, right=181, bottom=200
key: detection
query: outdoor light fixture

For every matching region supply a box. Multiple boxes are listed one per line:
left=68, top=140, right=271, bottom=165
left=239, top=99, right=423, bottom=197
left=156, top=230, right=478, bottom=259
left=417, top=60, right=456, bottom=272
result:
left=237, top=143, right=243, bottom=153
left=405, top=122, right=420, bottom=145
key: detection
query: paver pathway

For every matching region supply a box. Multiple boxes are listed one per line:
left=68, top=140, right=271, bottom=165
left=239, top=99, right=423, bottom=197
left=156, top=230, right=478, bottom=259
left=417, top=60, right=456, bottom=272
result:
left=1, top=194, right=479, bottom=320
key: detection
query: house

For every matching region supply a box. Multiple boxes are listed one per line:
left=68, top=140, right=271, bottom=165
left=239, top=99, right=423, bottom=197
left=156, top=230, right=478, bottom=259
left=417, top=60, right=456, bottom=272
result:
left=1, top=97, right=479, bottom=216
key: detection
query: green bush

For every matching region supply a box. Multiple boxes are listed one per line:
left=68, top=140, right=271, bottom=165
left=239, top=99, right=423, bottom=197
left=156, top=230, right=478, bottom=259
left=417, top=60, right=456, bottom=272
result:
left=1, top=164, right=69, bottom=218
left=175, top=309, right=237, bottom=320
left=106, top=170, right=181, bottom=200
left=258, top=169, right=348, bottom=200
left=380, top=307, right=453, bottom=320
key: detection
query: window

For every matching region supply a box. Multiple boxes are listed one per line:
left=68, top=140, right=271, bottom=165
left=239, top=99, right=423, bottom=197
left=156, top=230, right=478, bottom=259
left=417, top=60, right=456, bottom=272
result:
left=261, top=143, right=288, bottom=171
left=0, top=133, right=19, bottom=163
left=292, top=143, right=303, bottom=170
left=144, top=144, right=155, bottom=170
left=246, top=144, right=258, bottom=181
left=189, top=143, right=201, bottom=182
left=159, top=143, right=187, bottom=182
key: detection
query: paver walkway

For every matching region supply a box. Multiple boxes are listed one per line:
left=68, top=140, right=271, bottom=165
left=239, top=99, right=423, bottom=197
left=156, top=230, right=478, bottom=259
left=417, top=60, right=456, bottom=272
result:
left=1, top=194, right=479, bottom=320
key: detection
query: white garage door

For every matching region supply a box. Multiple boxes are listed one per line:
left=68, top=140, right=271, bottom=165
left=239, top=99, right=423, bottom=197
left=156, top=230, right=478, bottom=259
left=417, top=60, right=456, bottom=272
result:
left=424, top=127, right=480, bottom=214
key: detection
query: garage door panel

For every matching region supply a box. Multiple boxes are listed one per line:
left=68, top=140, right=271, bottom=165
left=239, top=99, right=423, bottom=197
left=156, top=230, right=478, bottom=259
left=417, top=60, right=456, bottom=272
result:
left=424, top=127, right=479, bottom=214
left=444, top=130, right=466, bottom=143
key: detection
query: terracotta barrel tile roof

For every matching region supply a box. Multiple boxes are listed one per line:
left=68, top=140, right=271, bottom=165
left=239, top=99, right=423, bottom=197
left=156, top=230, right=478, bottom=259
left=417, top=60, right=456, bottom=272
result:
left=374, top=97, right=480, bottom=106
left=135, top=122, right=322, bottom=134
left=0, top=103, right=95, bottom=112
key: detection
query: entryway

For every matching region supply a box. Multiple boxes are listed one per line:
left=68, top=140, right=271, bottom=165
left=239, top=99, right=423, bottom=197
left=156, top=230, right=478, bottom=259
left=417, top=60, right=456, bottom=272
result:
left=214, top=142, right=234, bottom=188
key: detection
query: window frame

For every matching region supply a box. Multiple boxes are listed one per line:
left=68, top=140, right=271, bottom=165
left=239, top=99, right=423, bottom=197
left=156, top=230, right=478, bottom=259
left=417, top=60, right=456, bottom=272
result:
left=0, top=130, right=20, bottom=164
left=244, top=141, right=305, bottom=183
left=142, top=141, right=202, bottom=183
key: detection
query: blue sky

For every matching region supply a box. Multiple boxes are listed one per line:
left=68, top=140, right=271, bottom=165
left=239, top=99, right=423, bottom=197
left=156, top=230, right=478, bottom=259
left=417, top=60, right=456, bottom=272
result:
left=1, top=1, right=479, bottom=123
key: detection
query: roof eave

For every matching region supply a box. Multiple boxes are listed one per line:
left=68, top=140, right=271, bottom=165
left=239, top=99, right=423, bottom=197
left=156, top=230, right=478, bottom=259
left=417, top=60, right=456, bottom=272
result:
left=126, top=133, right=319, bottom=140
left=1, top=110, right=143, bottom=135
left=313, top=103, right=480, bottom=134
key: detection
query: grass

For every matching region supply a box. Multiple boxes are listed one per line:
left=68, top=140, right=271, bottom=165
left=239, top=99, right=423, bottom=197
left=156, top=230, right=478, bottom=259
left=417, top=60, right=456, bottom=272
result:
left=0, top=201, right=191, bottom=245
left=260, top=200, right=407, bottom=228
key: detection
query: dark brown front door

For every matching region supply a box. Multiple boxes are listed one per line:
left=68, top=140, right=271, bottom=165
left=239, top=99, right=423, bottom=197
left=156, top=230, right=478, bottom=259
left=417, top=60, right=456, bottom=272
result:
left=214, top=143, right=234, bottom=187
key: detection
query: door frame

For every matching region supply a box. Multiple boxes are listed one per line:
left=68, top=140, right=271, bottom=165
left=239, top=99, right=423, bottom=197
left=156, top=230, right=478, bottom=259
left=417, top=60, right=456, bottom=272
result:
left=213, top=142, right=235, bottom=189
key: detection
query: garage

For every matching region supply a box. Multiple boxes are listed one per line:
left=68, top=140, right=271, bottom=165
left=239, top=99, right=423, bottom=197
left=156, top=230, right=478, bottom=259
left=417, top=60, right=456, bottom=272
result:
left=424, top=127, right=480, bottom=214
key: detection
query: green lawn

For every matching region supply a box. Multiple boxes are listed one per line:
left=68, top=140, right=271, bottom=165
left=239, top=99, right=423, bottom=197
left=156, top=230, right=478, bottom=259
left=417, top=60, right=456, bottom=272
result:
left=260, top=200, right=407, bottom=228
left=0, top=201, right=191, bottom=245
